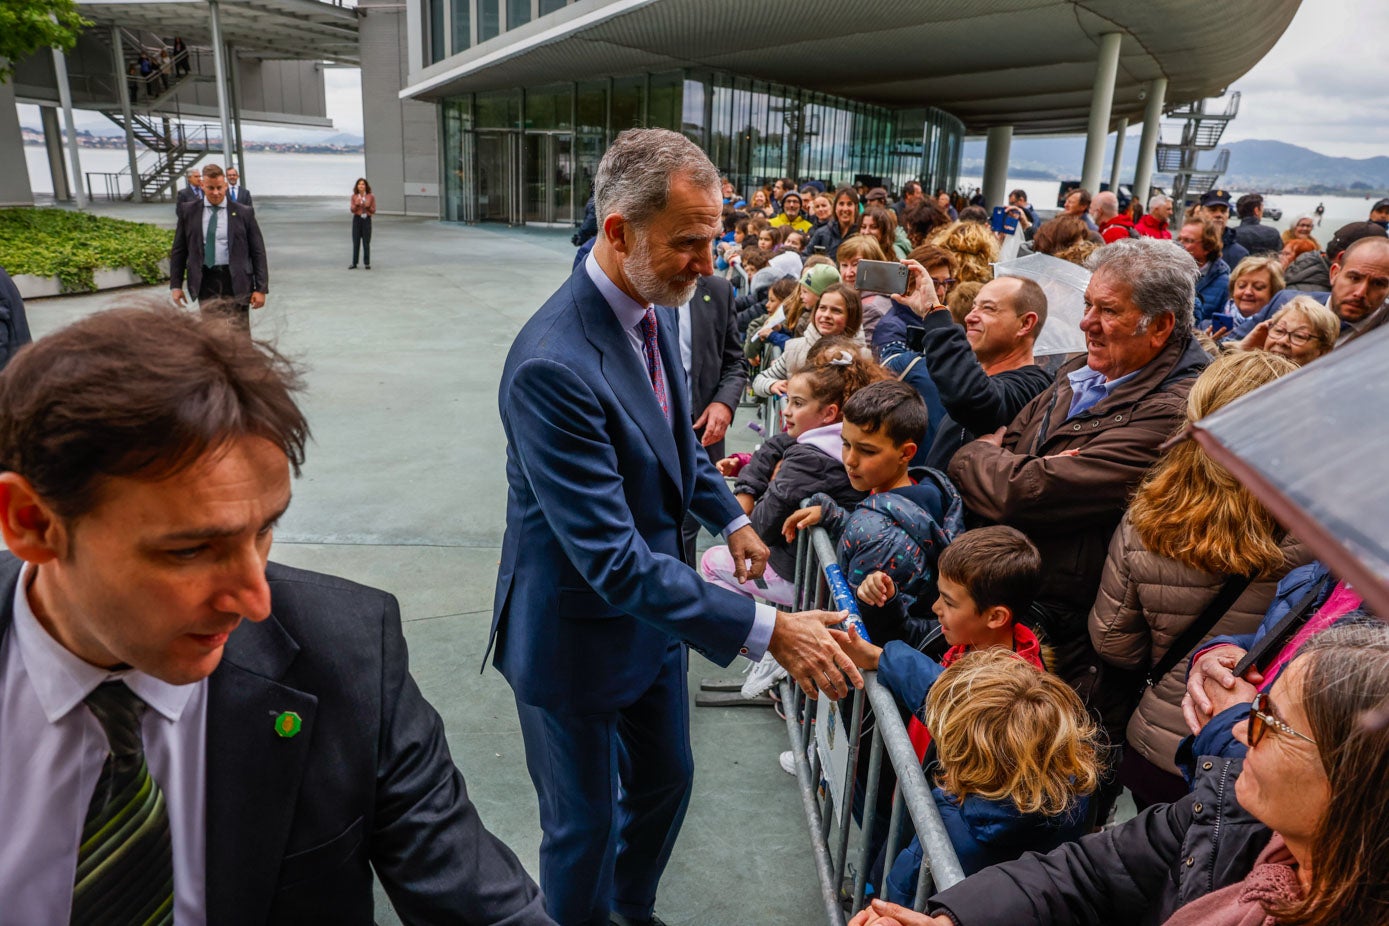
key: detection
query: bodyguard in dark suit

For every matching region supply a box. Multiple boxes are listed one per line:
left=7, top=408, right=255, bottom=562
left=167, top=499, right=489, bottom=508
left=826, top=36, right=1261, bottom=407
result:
left=175, top=167, right=203, bottom=210
left=492, top=128, right=859, bottom=926
left=678, top=273, right=748, bottom=564
left=226, top=165, right=253, bottom=206
left=170, top=163, right=269, bottom=329
left=0, top=305, right=552, bottom=925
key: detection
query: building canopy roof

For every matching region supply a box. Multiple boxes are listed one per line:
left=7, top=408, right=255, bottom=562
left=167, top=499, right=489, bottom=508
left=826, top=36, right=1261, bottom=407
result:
left=77, top=0, right=360, bottom=66
left=401, top=0, right=1301, bottom=133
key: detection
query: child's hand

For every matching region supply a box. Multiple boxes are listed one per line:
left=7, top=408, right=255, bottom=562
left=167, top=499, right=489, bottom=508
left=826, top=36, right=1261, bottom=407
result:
left=856, top=571, right=896, bottom=607
left=781, top=505, right=822, bottom=542
left=769, top=379, right=789, bottom=396
left=716, top=456, right=740, bottom=476
left=828, top=623, right=882, bottom=671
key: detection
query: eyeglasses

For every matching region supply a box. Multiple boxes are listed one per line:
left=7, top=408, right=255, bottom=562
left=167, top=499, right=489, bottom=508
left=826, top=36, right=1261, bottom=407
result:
left=932, top=277, right=957, bottom=293
left=1247, top=691, right=1317, bottom=747
left=1267, top=324, right=1319, bottom=346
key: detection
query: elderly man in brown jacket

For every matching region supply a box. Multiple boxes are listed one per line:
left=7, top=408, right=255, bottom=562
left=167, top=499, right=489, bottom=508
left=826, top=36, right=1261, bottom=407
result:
left=948, top=238, right=1210, bottom=719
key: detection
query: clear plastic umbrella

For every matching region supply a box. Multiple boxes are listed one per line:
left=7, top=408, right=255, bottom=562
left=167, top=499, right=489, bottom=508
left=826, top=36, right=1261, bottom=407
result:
left=993, top=252, right=1089, bottom=358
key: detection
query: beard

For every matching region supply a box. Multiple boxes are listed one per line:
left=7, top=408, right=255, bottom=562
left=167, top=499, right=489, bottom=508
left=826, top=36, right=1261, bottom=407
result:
left=626, top=235, right=699, bottom=307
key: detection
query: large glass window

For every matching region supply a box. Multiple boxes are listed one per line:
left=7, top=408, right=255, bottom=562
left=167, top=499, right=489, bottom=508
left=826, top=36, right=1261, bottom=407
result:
left=610, top=76, right=646, bottom=138
left=648, top=71, right=682, bottom=133
left=475, top=89, right=520, bottom=129
left=681, top=78, right=706, bottom=148
left=539, top=0, right=566, bottom=12
left=428, top=0, right=445, bottom=63
left=449, top=0, right=470, bottom=55
left=507, top=0, right=530, bottom=30
left=478, top=0, right=500, bottom=42
left=525, top=83, right=572, bottom=131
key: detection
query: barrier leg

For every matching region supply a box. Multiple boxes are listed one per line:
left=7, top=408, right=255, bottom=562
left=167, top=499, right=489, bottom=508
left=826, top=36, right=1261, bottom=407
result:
left=852, top=719, right=885, bottom=910
left=833, top=686, right=865, bottom=897
left=912, top=847, right=935, bottom=913
left=781, top=678, right=848, bottom=926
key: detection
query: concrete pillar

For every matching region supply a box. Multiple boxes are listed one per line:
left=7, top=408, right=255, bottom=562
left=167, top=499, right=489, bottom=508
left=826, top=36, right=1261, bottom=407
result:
left=112, top=25, right=144, bottom=202
left=1132, top=77, right=1168, bottom=215
left=1108, top=116, right=1128, bottom=193
left=982, top=124, right=1013, bottom=210
left=208, top=0, right=235, bottom=167
left=40, top=105, right=71, bottom=201
left=51, top=46, right=88, bottom=208
left=1080, top=32, right=1122, bottom=193
left=0, top=78, right=35, bottom=206
left=228, top=46, right=246, bottom=175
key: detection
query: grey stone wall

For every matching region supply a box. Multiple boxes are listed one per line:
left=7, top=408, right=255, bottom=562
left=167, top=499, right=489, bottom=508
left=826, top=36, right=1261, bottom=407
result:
left=360, top=0, right=440, bottom=217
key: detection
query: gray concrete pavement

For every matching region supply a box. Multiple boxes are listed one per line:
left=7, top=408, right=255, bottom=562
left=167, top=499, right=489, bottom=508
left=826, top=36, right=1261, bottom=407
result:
left=22, top=198, right=822, bottom=924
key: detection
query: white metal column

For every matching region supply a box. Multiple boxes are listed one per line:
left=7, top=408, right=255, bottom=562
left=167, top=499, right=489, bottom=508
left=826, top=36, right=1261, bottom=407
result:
left=1080, top=32, right=1122, bottom=193
left=982, top=125, right=1013, bottom=210
left=1132, top=77, right=1168, bottom=211
left=111, top=24, right=144, bottom=202
left=51, top=45, right=87, bottom=208
left=1108, top=116, right=1129, bottom=193
left=208, top=0, right=235, bottom=167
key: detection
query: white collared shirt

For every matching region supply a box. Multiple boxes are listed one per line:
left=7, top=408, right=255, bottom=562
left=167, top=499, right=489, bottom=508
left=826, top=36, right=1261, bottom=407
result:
left=201, top=201, right=231, bottom=266
left=582, top=254, right=776, bottom=659
left=0, top=564, right=208, bottom=925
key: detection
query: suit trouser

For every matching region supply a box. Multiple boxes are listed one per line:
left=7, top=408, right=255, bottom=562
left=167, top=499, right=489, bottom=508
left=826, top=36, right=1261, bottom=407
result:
left=352, top=214, right=372, bottom=266
left=197, top=265, right=250, bottom=331
left=514, top=641, right=693, bottom=926
left=679, top=434, right=725, bottom=566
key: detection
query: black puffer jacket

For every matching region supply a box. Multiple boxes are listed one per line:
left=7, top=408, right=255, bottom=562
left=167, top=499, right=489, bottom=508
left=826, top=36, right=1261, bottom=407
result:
left=928, top=757, right=1271, bottom=926
left=1283, top=250, right=1331, bottom=292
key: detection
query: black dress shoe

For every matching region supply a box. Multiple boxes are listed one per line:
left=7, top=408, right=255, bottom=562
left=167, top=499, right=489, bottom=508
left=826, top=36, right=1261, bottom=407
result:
left=365, top=263, right=372, bottom=269
left=609, top=914, right=668, bottom=926
left=349, top=264, right=358, bottom=269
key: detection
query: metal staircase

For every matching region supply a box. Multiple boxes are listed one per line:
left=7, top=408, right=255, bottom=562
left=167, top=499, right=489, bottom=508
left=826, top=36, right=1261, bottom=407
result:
left=1156, top=91, right=1240, bottom=219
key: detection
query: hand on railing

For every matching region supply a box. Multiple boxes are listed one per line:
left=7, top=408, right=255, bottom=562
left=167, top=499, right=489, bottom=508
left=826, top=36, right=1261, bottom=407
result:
left=768, top=609, right=863, bottom=701
left=827, top=622, right=882, bottom=672
left=848, top=899, right=953, bottom=926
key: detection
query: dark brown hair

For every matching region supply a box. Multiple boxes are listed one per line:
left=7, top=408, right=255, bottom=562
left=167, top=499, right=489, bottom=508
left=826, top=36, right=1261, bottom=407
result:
left=816, top=282, right=863, bottom=338
left=0, top=303, right=309, bottom=520
left=353, top=177, right=372, bottom=195
left=859, top=204, right=897, bottom=256
left=937, top=525, right=1042, bottom=619
left=1181, top=215, right=1223, bottom=260
left=1033, top=214, right=1092, bottom=256
left=793, top=343, right=885, bottom=411
left=842, top=379, right=926, bottom=448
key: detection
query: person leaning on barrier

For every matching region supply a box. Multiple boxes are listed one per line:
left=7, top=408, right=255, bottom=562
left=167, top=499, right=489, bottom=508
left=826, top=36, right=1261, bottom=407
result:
left=852, top=621, right=1389, bottom=926
left=946, top=238, right=1209, bottom=737
left=0, top=303, right=552, bottom=924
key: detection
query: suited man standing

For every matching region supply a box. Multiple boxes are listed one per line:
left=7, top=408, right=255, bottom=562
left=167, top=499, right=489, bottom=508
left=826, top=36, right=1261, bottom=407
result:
left=677, top=273, right=747, bottom=564
left=225, top=166, right=253, bottom=206
left=0, top=304, right=553, bottom=926
left=170, top=163, right=268, bottom=330
left=493, top=128, right=860, bottom=926
left=175, top=167, right=202, bottom=209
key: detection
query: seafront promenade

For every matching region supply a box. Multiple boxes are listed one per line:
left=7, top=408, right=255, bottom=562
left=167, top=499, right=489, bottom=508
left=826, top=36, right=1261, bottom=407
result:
left=23, top=198, right=820, bottom=923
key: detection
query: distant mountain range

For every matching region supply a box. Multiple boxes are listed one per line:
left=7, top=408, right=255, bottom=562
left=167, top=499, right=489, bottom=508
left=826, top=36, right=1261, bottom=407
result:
left=962, top=136, right=1389, bottom=195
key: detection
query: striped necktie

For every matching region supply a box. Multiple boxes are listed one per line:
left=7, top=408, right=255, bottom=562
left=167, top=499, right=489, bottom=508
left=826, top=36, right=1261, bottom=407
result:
left=71, top=681, right=174, bottom=926
left=639, top=307, right=669, bottom=421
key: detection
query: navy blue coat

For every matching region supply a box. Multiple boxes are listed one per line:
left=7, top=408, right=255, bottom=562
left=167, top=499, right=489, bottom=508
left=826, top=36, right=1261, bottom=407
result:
left=490, top=264, right=757, bottom=713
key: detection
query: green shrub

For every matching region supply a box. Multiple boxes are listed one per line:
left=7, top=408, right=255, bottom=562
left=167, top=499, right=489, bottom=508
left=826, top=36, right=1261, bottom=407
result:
left=0, top=207, right=174, bottom=293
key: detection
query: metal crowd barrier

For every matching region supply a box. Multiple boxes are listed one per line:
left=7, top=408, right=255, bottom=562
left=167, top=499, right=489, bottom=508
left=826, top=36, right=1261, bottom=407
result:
left=782, top=523, right=965, bottom=924
left=752, top=343, right=784, bottom=438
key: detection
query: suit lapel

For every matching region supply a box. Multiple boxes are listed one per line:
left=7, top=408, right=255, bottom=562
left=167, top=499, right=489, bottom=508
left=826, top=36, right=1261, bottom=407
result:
left=573, top=272, right=684, bottom=495
left=204, top=615, right=317, bottom=926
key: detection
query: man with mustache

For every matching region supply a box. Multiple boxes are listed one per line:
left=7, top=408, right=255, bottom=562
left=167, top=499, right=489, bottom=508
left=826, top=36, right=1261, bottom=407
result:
left=1252, top=235, right=1389, bottom=344
left=492, top=128, right=861, bottom=926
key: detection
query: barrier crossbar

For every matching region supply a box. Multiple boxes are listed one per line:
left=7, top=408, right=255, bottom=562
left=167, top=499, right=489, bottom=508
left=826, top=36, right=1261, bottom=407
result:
left=782, top=522, right=965, bottom=924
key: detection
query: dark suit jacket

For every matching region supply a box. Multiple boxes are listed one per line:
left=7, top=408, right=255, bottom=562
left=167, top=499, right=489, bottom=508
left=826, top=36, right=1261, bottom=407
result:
left=227, top=184, right=253, bottom=207
left=176, top=186, right=202, bottom=210
left=490, top=264, right=757, bottom=713
left=170, top=199, right=270, bottom=301
left=0, top=556, right=552, bottom=926
left=687, top=275, right=748, bottom=429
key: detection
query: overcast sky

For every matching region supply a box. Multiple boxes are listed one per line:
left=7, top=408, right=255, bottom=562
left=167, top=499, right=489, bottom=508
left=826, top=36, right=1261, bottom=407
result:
left=20, top=0, right=1384, bottom=158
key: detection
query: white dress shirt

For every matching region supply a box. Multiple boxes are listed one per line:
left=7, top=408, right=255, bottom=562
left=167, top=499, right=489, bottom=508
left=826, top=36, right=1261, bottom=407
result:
left=583, top=254, right=776, bottom=658
left=676, top=298, right=695, bottom=408
left=201, top=201, right=231, bottom=266
left=0, top=564, right=208, bottom=925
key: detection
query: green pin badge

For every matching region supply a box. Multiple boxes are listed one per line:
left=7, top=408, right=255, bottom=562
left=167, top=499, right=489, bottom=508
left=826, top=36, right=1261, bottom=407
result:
left=274, top=711, right=302, bottom=738
left=703, top=294, right=711, bottom=302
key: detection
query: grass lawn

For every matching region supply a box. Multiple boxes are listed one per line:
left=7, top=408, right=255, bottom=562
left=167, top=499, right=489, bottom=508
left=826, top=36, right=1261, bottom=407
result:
left=0, top=207, right=174, bottom=293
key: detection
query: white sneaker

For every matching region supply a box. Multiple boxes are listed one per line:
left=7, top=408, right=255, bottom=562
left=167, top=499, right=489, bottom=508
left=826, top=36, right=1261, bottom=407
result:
left=741, top=651, right=789, bottom=699
left=779, top=750, right=797, bottom=776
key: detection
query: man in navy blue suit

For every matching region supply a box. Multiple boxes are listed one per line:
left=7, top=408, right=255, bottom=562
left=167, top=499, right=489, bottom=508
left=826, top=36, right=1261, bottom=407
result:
left=491, top=129, right=862, bottom=926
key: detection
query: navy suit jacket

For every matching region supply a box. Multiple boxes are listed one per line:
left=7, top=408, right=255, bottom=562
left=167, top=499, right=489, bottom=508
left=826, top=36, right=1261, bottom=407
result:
left=491, top=263, right=757, bottom=713
left=0, top=555, right=550, bottom=925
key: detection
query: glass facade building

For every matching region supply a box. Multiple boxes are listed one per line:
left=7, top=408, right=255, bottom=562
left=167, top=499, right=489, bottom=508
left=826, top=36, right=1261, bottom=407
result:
left=439, top=72, right=964, bottom=224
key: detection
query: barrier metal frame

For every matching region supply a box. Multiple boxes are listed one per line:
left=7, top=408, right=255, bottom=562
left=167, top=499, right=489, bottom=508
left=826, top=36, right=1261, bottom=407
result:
left=782, top=523, right=965, bottom=924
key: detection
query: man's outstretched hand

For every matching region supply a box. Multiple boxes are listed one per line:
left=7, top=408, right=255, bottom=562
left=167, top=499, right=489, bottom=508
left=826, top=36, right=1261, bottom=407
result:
left=769, top=609, right=864, bottom=700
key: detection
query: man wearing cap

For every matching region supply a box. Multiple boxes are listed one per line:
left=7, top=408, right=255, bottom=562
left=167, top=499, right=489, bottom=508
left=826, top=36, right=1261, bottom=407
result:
left=1198, top=190, right=1248, bottom=268
left=769, top=190, right=812, bottom=234
left=1369, top=199, right=1389, bottom=230
left=1284, top=221, right=1388, bottom=292
left=1240, top=235, right=1389, bottom=344
left=1233, top=193, right=1283, bottom=255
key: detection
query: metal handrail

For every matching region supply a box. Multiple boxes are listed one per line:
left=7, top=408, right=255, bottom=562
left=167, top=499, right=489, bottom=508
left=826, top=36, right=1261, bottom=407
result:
left=783, top=523, right=964, bottom=924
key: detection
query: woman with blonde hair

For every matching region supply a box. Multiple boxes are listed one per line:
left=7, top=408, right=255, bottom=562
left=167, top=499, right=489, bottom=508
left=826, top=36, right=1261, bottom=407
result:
left=1089, top=351, right=1312, bottom=806
left=883, top=648, right=1101, bottom=900
left=1218, top=254, right=1285, bottom=338
left=928, top=221, right=998, bottom=284
left=1237, top=295, right=1339, bottom=366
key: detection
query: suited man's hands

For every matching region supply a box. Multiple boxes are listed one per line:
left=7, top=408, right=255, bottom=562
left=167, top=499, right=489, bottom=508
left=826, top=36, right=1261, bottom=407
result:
left=724, top=525, right=768, bottom=583
left=769, top=609, right=864, bottom=701
left=250, top=292, right=266, bottom=309
left=694, top=401, right=733, bottom=446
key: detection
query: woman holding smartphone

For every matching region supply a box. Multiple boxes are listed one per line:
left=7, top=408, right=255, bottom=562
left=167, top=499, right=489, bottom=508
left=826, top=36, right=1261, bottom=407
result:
left=350, top=177, right=376, bottom=269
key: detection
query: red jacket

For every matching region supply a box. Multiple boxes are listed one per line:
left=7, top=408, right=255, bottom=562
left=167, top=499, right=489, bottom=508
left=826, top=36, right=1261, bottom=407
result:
left=906, top=624, right=1044, bottom=761
left=1098, top=214, right=1138, bottom=244
left=1136, top=214, right=1171, bottom=239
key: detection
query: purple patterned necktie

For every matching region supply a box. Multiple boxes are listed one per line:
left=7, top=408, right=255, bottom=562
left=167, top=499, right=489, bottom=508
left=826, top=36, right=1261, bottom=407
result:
left=639, top=307, right=669, bottom=420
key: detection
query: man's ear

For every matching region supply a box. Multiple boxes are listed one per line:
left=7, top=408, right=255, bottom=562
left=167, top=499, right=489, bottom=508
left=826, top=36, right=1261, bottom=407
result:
left=602, top=213, right=632, bottom=257
left=1149, top=311, right=1176, bottom=349
left=0, top=473, right=66, bottom=565
left=984, top=604, right=1014, bottom=631
left=1016, top=311, right=1040, bottom=339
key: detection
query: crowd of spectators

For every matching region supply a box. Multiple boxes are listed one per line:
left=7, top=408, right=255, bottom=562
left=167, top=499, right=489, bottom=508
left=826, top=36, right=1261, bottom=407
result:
left=701, top=174, right=1389, bottom=926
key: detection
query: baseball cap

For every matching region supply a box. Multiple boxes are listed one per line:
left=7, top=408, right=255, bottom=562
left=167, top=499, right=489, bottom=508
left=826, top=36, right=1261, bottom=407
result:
left=1325, top=221, right=1388, bottom=260
left=799, top=264, right=841, bottom=296
left=1372, top=198, right=1389, bottom=213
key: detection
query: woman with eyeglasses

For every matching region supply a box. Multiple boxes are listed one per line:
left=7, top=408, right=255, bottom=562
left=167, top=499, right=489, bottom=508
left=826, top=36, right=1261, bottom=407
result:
left=850, top=621, right=1389, bottom=926
left=1236, top=296, right=1340, bottom=366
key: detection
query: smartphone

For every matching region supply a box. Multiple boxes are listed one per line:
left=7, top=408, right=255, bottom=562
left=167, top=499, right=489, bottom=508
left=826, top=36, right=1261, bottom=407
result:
left=990, top=206, right=1019, bottom=235
left=1210, top=312, right=1236, bottom=332
left=904, top=325, right=927, bottom=352
left=854, top=259, right=909, bottom=295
